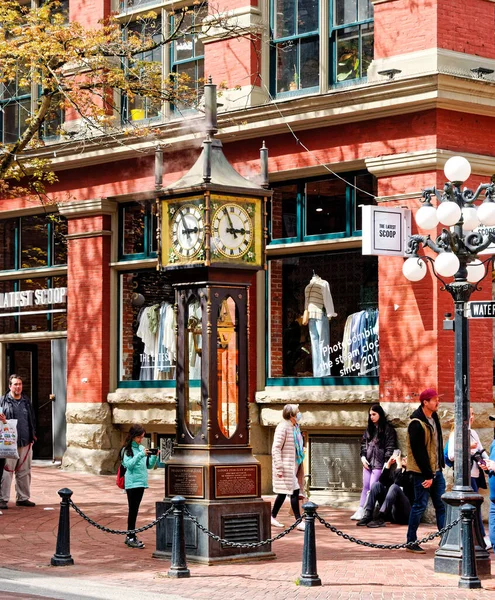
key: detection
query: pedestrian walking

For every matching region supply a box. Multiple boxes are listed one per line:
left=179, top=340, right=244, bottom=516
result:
left=0, top=374, right=36, bottom=509
left=406, top=388, right=446, bottom=553
left=121, top=424, right=157, bottom=549
left=270, top=403, right=306, bottom=531
left=351, top=404, right=397, bottom=520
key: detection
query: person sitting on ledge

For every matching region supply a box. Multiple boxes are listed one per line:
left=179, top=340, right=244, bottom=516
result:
left=357, top=451, right=414, bottom=528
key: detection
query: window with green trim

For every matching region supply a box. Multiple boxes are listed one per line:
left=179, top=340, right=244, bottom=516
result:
left=170, top=7, right=206, bottom=113
left=119, top=201, right=157, bottom=260
left=270, top=0, right=374, bottom=96
left=122, top=16, right=163, bottom=123
left=270, top=172, right=376, bottom=243
left=0, top=214, right=67, bottom=271
left=0, top=72, right=31, bottom=144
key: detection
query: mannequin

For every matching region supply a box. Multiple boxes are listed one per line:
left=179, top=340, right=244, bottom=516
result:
left=302, top=274, right=336, bottom=377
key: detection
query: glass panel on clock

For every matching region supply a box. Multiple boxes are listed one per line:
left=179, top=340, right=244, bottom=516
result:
left=185, top=296, right=202, bottom=437
left=217, top=296, right=238, bottom=439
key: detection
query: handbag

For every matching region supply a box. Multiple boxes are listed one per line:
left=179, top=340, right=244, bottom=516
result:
left=0, top=419, right=19, bottom=460
left=116, top=463, right=126, bottom=489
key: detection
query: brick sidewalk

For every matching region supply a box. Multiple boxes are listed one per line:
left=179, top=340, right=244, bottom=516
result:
left=0, top=464, right=494, bottom=599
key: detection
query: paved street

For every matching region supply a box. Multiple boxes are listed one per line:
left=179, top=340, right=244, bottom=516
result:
left=0, top=463, right=494, bottom=599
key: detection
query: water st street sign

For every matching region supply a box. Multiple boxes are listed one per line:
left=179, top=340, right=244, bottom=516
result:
left=467, top=301, right=495, bottom=318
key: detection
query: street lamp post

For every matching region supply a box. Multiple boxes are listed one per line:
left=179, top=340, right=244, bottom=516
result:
left=402, top=156, right=495, bottom=587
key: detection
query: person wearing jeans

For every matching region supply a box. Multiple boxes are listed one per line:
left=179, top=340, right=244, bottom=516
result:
left=406, top=388, right=446, bottom=553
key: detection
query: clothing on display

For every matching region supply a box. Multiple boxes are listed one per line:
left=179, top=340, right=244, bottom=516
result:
left=303, top=274, right=336, bottom=377
left=341, top=309, right=379, bottom=376
left=136, top=302, right=176, bottom=381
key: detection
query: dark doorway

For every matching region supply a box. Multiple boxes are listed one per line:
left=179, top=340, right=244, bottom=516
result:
left=5, top=340, right=64, bottom=460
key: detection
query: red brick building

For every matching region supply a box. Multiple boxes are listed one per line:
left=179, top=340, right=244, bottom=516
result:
left=1, top=0, right=494, bottom=504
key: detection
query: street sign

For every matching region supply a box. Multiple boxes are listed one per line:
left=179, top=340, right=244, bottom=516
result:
left=467, top=301, right=495, bottom=318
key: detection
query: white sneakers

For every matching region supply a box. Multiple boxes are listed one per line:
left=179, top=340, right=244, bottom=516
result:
left=271, top=516, right=284, bottom=528
left=484, top=536, right=492, bottom=550
left=350, top=506, right=365, bottom=520
left=296, top=522, right=306, bottom=531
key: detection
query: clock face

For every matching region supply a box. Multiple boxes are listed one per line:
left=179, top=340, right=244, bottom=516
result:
left=212, top=203, right=253, bottom=258
left=171, top=204, right=205, bottom=259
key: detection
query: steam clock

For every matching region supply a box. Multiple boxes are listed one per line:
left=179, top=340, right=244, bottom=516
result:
left=154, top=81, right=273, bottom=563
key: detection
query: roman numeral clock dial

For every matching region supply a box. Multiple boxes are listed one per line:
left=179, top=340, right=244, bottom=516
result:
left=171, top=204, right=205, bottom=259
left=212, top=203, right=253, bottom=259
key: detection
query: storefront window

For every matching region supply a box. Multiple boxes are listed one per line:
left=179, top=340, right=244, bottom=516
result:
left=119, top=270, right=176, bottom=383
left=269, top=250, right=378, bottom=380
left=21, top=215, right=48, bottom=269
left=119, top=201, right=157, bottom=259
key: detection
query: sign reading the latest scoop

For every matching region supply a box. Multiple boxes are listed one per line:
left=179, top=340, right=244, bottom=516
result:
left=361, top=206, right=411, bottom=257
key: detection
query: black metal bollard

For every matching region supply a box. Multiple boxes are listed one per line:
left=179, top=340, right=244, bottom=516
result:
left=299, top=501, right=321, bottom=587
left=459, top=503, right=482, bottom=589
left=51, top=488, right=74, bottom=566
left=167, top=496, right=190, bottom=578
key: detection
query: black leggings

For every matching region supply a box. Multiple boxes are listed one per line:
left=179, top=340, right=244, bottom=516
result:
left=272, top=489, right=301, bottom=520
left=126, top=487, right=145, bottom=537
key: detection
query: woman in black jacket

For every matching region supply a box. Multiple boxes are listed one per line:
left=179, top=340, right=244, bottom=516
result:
left=351, top=404, right=397, bottom=520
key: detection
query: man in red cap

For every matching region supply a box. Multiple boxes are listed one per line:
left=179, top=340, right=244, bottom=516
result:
left=405, top=388, right=446, bottom=553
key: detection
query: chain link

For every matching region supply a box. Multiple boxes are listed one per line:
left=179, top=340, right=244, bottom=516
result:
left=314, top=512, right=462, bottom=550
left=68, top=499, right=174, bottom=536
left=183, top=507, right=302, bottom=548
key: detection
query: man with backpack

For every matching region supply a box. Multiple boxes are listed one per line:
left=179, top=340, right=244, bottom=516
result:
left=0, top=374, right=36, bottom=509
left=405, top=388, right=446, bottom=554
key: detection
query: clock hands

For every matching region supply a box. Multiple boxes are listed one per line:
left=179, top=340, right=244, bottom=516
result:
left=223, top=208, right=238, bottom=239
left=226, top=227, right=245, bottom=235
left=182, top=226, right=198, bottom=235
left=179, top=210, right=192, bottom=240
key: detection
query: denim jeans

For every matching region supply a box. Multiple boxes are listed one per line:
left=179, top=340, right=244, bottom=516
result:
left=406, top=471, right=446, bottom=544
left=308, top=316, right=330, bottom=377
left=489, top=499, right=495, bottom=548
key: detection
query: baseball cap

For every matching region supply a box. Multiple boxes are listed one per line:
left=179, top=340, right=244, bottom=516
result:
left=419, top=388, right=443, bottom=402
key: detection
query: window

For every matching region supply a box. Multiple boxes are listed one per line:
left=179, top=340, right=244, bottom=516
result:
left=123, top=16, right=163, bottom=122
left=170, top=7, right=206, bottom=112
left=0, top=214, right=67, bottom=271
left=270, top=0, right=373, bottom=96
left=267, top=172, right=378, bottom=384
left=0, top=73, right=31, bottom=144
left=119, top=270, right=176, bottom=385
left=333, top=0, right=374, bottom=83
left=271, top=0, right=319, bottom=95
left=270, top=172, right=376, bottom=242
left=118, top=201, right=157, bottom=260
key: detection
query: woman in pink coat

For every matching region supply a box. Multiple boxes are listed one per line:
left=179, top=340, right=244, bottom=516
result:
left=271, top=403, right=306, bottom=531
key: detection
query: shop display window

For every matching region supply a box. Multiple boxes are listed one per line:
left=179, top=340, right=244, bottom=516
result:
left=119, top=270, right=176, bottom=384
left=268, top=250, right=378, bottom=382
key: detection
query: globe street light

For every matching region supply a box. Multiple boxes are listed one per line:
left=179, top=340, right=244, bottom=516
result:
left=403, top=156, right=495, bottom=588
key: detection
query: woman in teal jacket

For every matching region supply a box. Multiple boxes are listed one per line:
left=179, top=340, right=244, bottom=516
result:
left=121, top=424, right=157, bottom=549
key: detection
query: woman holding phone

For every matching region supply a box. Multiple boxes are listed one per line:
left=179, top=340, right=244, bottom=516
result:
left=121, top=424, right=157, bottom=548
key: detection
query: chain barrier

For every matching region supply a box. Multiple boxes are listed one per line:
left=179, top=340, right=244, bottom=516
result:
left=314, top=512, right=462, bottom=550
left=183, top=506, right=303, bottom=548
left=68, top=499, right=174, bottom=536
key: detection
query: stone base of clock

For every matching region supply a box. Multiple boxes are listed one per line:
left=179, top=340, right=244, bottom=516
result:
left=154, top=497, right=274, bottom=564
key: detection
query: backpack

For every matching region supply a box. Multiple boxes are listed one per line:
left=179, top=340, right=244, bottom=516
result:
left=444, top=441, right=454, bottom=468
left=116, top=448, right=127, bottom=489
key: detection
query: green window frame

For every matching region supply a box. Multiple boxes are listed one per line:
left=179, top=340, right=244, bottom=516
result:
left=118, top=201, right=157, bottom=260
left=331, top=0, right=374, bottom=84
left=0, top=75, right=31, bottom=144
left=121, top=16, right=163, bottom=123
left=170, top=7, right=206, bottom=113
left=268, top=172, right=376, bottom=245
left=270, top=0, right=320, bottom=97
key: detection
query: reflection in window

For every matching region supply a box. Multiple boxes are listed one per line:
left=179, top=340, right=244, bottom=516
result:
left=0, top=69, right=31, bottom=144
left=217, top=296, right=238, bottom=438
left=334, top=0, right=374, bottom=82
left=119, top=201, right=156, bottom=258
left=185, top=297, right=202, bottom=437
left=0, top=219, right=16, bottom=271
left=171, top=7, right=207, bottom=112
left=119, top=271, right=176, bottom=382
left=305, top=178, right=347, bottom=236
left=21, top=216, right=48, bottom=269
left=273, top=0, right=319, bottom=94
left=271, top=184, right=298, bottom=240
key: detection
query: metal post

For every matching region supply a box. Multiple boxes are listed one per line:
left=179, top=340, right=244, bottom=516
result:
left=51, top=488, right=74, bottom=566
left=167, top=496, right=190, bottom=578
left=459, top=503, right=482, bottom=589
left=299, top=501, right=321, bottom=587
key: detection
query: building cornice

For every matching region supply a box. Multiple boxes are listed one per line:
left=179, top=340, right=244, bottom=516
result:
left=58, top=198, right=118, bottom=218
left=366, top=149, right=495, bottom=178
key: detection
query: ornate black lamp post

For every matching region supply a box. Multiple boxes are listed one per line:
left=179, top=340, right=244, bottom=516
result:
left=402, top=156, right=495, bottom=586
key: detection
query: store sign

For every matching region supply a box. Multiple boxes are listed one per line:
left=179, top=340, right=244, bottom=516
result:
left=0, top=287, right=67, bottom=309
left=361, top=206, right=411, bottom=257
left=467, top=301, right=495, bottom=318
